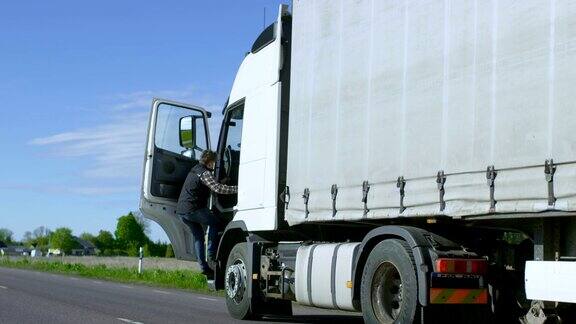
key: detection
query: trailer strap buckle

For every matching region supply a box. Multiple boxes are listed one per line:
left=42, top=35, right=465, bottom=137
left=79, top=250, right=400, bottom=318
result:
left=486, top=166, right=497, bottom=213
left=362, top=181, right=370, bottom=217
left=331, top=184, right=338, bottom=217
left=436, top=171, right=447, bottom=211
left=302, top=188, right=310, bottom=218
left=397, top=176, right=406, bottom=214
left=280, top=186, right=290, bottom=209
left=545, top=159, right=557, bottom=206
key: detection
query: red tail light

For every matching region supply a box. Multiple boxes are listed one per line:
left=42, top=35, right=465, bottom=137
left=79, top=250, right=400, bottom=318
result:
left=435, top=258, right=487, bottom=275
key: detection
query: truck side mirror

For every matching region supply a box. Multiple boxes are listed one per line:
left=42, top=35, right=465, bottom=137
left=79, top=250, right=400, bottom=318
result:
left=179, top=116, right=194, bottom=149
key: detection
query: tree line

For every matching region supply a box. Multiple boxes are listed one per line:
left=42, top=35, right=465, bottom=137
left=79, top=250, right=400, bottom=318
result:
left=0, top=212, right=174, bottom=258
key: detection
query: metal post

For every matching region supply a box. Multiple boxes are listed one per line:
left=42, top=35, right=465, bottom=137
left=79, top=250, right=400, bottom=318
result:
left=138, top=246, right=143, bottom=274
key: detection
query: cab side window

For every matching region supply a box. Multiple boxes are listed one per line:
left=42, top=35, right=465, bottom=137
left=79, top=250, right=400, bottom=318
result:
left=151, top=103, right=209, bottom=199
left=219, top=105, right=244, bottom=186
left=214, top=104, right=244, bottom=211
left=155, top=104, right=206, bottom=159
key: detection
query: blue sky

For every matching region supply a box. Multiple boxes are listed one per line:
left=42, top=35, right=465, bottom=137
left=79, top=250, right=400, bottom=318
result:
left=0, top=1, right=287, bottom=242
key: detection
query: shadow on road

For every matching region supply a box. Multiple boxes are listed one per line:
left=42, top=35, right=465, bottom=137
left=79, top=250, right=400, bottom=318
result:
left=263, top=315, right=364, bottom=323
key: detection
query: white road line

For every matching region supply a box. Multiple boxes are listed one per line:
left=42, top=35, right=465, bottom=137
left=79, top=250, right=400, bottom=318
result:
left=92, top=281, right=102, bottom=284
left=70, top=277, right=79, bottom=281
left=0, top=285, right=7, bottom=289
left=121, top=285, right=133, bottom=289
left=153, top=290, right=170, bottom=295
left=117, top=318, right=144, bottom=324
left=197, top=297, right=217, bottom=302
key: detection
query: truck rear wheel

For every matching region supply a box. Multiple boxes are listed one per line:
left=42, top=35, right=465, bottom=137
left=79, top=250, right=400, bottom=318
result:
left=361, top=239, right=419, bottom=324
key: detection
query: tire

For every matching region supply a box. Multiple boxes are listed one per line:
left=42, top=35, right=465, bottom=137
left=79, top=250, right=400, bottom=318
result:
left=224, top=242, right=293, bottom=320
left=361, top=239, right=419, bottom=324
left=225, top=242, right=256, bottom=320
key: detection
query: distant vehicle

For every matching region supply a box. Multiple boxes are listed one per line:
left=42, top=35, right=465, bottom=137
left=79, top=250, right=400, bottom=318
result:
left=141, top=1, right=576, bottom=323
left=30, top=249, right=42, bottom=258
left=47, top=248, right=62, bottom=256
left=1, top=246, right=31, bottom=257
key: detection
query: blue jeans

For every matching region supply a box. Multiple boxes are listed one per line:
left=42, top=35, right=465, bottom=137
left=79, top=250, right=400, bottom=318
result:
left=179, top=208, right=222, bottom=272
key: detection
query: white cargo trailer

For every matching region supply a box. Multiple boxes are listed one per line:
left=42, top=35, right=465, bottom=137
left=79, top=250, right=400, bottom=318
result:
left=287, top=0, right=576, bottom=223
left=141, top=1, right=576, bottom=323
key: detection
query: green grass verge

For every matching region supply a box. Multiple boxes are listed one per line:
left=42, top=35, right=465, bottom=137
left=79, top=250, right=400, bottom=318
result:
left=0, top=257, right=217, bottom=294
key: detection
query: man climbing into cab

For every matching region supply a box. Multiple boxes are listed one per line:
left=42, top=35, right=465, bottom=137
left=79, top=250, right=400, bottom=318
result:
left=176, top=150, right=237, bottom=278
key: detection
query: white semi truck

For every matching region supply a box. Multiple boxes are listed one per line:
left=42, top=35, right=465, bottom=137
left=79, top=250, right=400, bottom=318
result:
left=140, top=1, right=576, bottom=323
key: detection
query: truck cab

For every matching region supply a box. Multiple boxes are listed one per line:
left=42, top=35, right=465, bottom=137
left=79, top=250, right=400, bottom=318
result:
left=140, top=5, right=290, bottom=261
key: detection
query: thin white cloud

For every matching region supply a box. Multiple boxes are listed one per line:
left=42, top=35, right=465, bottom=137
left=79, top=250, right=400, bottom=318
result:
left=29, top=111, right=148, bottom=180
left=72, top=186, right=137, bottom=195
left=29, top=131, right=95, bottom=145
left=28, top=86, right=224, bottom=195
left=109, top=87, right=202, bottom=111
left=0, top=183, right=136, bottom=196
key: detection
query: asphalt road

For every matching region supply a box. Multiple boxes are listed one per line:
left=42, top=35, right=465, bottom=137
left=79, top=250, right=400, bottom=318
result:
left=0, top=267, right=363, bottom=324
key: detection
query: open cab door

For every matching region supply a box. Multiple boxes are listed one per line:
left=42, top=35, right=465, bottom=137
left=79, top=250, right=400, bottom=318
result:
left=140, top=98, right=211, bottom=260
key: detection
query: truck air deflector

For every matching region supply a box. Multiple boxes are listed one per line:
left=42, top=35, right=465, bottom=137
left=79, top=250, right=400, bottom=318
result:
left=251, top=22, right=277, bottom=54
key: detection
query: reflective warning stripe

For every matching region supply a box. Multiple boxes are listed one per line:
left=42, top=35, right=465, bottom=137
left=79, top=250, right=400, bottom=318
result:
left=430, top=288, right=488, bottom=304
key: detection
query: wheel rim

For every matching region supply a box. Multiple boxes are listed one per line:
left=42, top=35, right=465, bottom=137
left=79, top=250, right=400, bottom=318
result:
left=371, top=261, right=403, bottom=323
left=225, top=258, right=247, bottom=305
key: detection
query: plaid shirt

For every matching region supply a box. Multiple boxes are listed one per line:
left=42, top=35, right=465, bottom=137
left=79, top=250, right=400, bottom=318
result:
left=199, top=171, right=238, bottom=194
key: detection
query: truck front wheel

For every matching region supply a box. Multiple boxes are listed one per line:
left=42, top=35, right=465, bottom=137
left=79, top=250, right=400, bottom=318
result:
left=361, top=239, right=419, bottom=324
left=224, top=242, right=293, bottom=320
left=225, top=242, right=254, bottom=320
